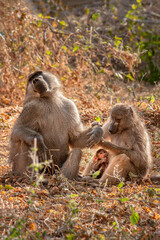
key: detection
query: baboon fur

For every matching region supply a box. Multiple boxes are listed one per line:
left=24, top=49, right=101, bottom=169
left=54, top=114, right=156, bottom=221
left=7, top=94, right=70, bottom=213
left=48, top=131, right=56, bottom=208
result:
left=82, top=149, right=109, bottom=179
left=93, top=103, right=153, bottom=184
left=9, top=70, right=103, bottom=180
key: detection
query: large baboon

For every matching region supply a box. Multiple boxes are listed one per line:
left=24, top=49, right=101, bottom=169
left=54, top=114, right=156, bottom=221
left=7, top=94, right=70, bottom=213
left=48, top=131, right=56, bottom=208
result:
left=9, top=70, right=103, bottom=180
left=89, top=103, right=153, bottom=184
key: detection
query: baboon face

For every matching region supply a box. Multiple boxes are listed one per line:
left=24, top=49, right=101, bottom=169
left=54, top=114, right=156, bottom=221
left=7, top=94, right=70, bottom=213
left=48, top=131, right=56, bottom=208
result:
left=26, top=71, right=61, bottom=96
left=109, top=104, right=133, bottom=134
left=96, top=149, right=108, bottom=159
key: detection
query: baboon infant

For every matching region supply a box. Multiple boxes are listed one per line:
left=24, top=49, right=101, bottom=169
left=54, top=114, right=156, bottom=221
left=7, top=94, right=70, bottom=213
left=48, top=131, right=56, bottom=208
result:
left=83, top=149, right=109, bottom=178
left=9, top=70, right=103, bottom=180
left=85, top=103, right=153, bottom=185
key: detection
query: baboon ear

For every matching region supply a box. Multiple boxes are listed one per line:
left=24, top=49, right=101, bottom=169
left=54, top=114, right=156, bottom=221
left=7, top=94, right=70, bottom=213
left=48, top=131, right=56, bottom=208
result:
left=129, top=107, right=134, bottom=116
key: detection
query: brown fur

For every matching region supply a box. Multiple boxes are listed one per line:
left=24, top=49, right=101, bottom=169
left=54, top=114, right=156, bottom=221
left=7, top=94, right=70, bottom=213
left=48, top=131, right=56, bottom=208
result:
left=9, top=70, right=103, bottom=180
left=82, top=149, right=109, bottom=178
left=97, top=103, right=153, bottom=184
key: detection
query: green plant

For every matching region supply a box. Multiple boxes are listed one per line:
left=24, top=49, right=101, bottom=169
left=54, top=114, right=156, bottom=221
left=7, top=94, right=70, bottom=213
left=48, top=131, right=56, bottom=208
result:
left=114, top=35, right=122, bottom=49
left=6, top=219, right=26, bottom=240
left=92, top=12, right=100, bottom=21
left=130, top=205, right=139, bottom=225
left=125, top=0, right=160, bottom=83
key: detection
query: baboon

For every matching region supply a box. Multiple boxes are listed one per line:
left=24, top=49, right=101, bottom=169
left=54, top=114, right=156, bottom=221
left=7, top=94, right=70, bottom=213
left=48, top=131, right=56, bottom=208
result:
left=9, top=70, right=103, bottom=180
left=97, top=103, right=153, bottom=184
left=83, top=149, right=109, bottom=179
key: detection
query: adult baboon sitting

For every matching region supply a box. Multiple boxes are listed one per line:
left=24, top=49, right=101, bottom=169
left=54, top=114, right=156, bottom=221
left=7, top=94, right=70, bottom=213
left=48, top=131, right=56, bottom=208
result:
left=83, top=103, right=153, bottom=185
left=9, top=70, right=103, bottom=180
left=99, top=103, right=153, bottom=184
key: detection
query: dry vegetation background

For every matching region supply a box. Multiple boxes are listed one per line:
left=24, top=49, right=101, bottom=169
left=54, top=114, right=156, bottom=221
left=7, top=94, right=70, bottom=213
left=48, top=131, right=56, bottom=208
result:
left=0, top=0, right=160, bottom=239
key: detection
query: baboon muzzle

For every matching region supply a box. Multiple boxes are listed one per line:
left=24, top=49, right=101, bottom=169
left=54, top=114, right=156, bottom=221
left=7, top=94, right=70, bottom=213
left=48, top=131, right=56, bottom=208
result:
left=32, top=78, right=48, bottom=94
left=109, top=122, right=118, bottom=134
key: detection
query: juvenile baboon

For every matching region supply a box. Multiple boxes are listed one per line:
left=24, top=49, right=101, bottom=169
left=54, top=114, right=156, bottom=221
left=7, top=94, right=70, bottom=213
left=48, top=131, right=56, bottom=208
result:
left=9, top=70, right=103, bottom=180
left=83, top=149, right=109, bottom=179
left=97, top=103, right=153, bottom=184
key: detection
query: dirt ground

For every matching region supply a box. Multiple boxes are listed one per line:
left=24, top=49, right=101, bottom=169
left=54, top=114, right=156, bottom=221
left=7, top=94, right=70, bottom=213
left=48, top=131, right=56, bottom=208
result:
left=0, top=0, right=160, bottom=239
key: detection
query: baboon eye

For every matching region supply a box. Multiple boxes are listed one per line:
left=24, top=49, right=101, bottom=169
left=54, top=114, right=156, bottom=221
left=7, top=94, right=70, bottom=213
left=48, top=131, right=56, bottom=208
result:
left=115, top=118, right=121, bottom=122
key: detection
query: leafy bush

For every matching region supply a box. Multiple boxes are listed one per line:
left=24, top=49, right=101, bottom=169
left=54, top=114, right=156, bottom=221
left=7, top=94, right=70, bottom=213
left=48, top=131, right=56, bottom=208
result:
left=125, top=0, right=160, bottom=83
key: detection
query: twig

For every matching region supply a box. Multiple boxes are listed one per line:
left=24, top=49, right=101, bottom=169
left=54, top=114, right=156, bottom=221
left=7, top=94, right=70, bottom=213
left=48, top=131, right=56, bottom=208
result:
left=56, top=165, right=79, bottom=194
left=57, top=32, right=74, bottom=57
left=150, top=11, right=160, bottom=18
left=128, top=19, right=160, bottom=24
left=90, top=26, right=92, bottom=44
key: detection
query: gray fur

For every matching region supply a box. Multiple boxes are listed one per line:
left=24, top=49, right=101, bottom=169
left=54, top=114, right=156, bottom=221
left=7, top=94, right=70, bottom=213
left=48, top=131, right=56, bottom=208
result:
left=9, top=71, right=103, bottom=178
left=98, top=103, right=153, bottom=184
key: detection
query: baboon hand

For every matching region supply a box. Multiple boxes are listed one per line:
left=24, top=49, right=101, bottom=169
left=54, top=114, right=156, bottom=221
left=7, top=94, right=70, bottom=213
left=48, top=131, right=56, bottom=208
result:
left=36, top=136, right=48, bottom=162
left=37, top=150, right=47, bottom=163
left=87, top=126, right=103, bottom=148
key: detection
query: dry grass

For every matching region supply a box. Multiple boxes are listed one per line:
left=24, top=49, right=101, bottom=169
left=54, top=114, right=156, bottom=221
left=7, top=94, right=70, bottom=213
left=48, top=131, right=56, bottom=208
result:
left=0, top=0, right=160, bottom=239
